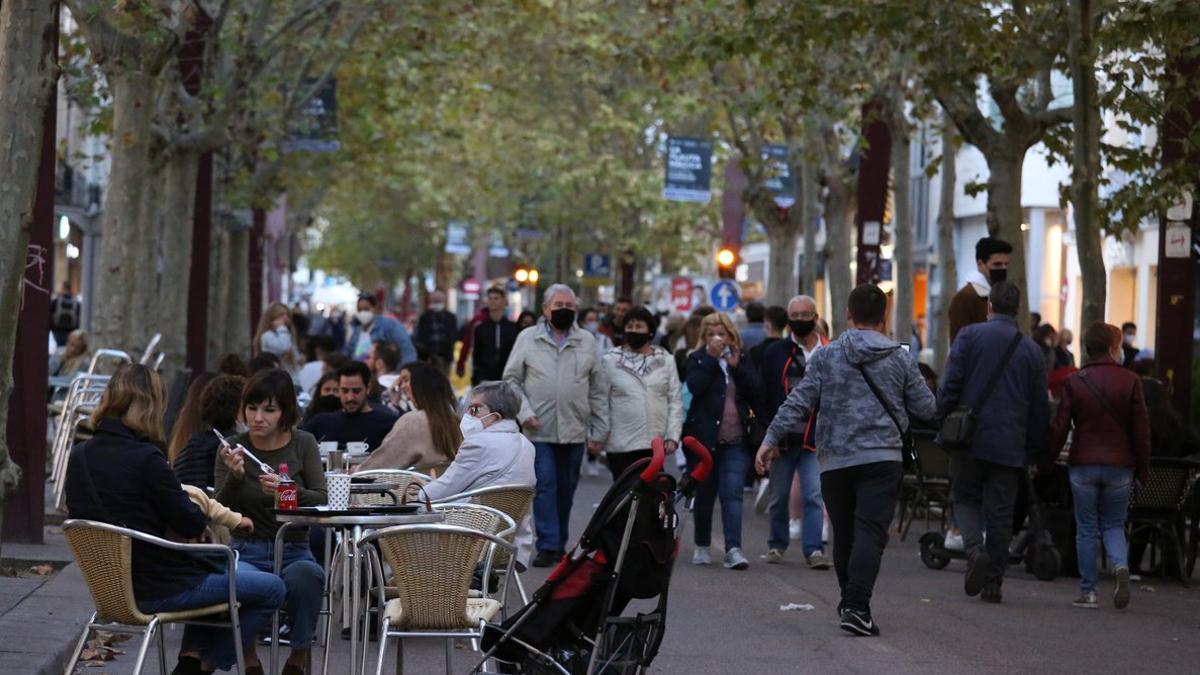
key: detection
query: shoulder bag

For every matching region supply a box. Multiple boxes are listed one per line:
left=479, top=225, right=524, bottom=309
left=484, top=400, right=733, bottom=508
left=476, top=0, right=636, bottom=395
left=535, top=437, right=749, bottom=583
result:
left=940, top=331, right=1023, bottom=451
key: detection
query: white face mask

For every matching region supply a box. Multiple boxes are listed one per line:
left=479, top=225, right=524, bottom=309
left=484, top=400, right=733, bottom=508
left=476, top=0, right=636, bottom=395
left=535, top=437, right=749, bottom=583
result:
left=459, top=412, right=498, bottom=437
left=584, top=321, right=599, bottom=334
left=430, top=303, right=446, bottom=312
left=356, top=310, right=375, bottom=326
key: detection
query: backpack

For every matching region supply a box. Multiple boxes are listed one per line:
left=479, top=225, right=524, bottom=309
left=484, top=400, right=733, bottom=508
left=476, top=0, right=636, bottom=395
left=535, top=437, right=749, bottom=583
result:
left=53, top=295, right=78, bottom=328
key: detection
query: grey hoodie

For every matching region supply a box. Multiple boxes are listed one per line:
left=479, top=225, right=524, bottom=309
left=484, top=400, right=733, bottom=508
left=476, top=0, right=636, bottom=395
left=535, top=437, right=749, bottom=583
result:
left=763, top=329, right=936, bottom=473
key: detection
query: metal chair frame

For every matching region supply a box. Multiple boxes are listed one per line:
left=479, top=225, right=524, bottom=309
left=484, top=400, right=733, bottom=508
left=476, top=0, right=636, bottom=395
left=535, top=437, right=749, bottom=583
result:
left=433, top=485, right=535, bottom=603
left=1127, top=457, right=1199, bottom=585
left=49, top=373, right=112, bottom=509
left=61, top=519, right=246, bottom=675
left=359, top=524, right=516, bottom=675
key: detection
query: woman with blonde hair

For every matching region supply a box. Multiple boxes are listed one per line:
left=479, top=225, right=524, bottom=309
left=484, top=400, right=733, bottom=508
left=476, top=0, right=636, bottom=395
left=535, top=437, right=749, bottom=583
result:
left=683, top=311, right=762, bottom=570
left=253, top=302, right=301, bottom=376
left=50, top=328, right=91, bottom=378
left=65, top=364, right=285, bottom=675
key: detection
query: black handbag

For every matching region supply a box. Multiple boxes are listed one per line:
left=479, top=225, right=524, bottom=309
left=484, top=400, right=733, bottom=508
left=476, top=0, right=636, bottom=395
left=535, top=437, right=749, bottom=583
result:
left=856, top=364, right=916, bottom=470
left=939, top=332, right=1023, bottom=451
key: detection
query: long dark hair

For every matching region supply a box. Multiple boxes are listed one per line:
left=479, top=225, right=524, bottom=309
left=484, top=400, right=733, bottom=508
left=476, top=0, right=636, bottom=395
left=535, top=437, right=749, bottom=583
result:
left=167, top=372, right=216, bottom=463
left=402, top=361, right=462, bottom=460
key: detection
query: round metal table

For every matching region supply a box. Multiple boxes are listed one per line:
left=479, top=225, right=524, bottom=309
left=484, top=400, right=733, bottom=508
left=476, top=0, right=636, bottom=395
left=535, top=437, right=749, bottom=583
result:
left=271, top=510, right=443, bottom=675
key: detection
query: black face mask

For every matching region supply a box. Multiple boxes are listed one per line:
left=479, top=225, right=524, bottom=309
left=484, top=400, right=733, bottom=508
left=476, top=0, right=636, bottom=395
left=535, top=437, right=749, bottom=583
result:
left=988, top=268, right=1008, bottom=284
left=550, top=308, right=576, bottom=331
left=624, top=331, right=652, bottom=349
left=788, top=319, right=816, bottom=338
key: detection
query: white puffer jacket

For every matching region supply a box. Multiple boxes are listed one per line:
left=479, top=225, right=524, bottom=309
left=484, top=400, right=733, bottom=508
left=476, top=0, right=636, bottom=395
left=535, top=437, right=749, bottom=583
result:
left=600, top=346, right=683, bottom=453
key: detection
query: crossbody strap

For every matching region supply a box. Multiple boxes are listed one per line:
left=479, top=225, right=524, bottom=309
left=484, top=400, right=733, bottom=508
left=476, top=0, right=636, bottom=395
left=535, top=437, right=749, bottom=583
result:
left=972, top=331, right=1023, bottom=411
left=857, top=363, right=906, bottom=438
left=1076, top=369, right=1131, bottom=434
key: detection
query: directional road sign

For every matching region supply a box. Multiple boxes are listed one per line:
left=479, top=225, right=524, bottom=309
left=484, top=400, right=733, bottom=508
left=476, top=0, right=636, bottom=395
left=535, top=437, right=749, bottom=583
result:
left=710, top=279, right=740, bottom=312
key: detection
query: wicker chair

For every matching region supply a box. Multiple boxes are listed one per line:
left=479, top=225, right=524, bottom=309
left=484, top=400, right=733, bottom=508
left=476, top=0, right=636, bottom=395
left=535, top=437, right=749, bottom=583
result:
left=434, top=484, right=535, bottom=603
left=352, top=469, right=432, bottom=507
left=360, top=524, right=515, bottom=675
left=1128, top=457, right=1198, bottom=585
left=61, top=519, right=245, bottom=675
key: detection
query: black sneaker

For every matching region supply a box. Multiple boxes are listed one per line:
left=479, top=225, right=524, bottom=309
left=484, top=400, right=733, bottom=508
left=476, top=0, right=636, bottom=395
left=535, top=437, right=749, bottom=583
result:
left=839, top=608, right=880, bottom=637
left=532, top=549, right=560, bottom=568
left=964, top=550, right=990, bottom=597
left=981, top=583, right=1002, bottom=604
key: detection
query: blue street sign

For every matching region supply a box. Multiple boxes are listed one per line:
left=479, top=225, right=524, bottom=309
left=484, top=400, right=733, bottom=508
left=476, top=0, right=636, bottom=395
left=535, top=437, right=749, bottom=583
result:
left=505, top=279, right=520, bottom=293
left=583, top=254, right=611, bottom=277
left=710, top=279, right=740, bottom=312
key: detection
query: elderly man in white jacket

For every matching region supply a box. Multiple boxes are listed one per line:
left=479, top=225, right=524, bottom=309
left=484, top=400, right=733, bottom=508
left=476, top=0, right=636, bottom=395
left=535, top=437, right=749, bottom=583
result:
left=598, top=306, right=683, bottom=479
left=423, top=381, right=536, bottom=565
left=504, top=284, right=610, bottom=567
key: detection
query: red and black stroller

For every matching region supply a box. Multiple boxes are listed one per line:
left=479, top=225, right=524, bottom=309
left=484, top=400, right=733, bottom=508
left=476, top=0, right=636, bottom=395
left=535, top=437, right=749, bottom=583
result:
left=472, top=436, right=713, bottom=675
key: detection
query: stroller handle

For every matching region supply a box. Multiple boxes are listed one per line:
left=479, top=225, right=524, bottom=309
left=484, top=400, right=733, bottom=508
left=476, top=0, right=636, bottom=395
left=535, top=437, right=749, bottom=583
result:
left=681, top=436, right=713, bottom=483
left=641, top=437, right=667, bottom=483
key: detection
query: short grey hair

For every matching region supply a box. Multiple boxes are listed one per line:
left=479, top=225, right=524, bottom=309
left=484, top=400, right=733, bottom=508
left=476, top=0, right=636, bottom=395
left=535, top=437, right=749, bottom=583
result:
left=471, top=380, right=521, bottom=420
left=989, top=281, right=1021, bottom=316
left=787, top=295, right=817, bottom=311
left=542, top=284, right=576, bottom=306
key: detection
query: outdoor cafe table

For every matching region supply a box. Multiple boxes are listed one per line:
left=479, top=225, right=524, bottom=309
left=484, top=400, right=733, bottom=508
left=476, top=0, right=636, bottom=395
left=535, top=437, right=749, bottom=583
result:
left=271, top=509, right=443, bottom=675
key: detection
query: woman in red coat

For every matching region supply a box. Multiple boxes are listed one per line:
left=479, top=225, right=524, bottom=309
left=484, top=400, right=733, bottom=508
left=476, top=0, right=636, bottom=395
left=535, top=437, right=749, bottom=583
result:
left=1044, top=322, right=1150, bottom=611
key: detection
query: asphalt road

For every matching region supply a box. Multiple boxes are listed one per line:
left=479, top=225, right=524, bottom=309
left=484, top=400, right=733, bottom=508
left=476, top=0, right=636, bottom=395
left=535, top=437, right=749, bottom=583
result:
left=86, top=469, right=1200, bottom=674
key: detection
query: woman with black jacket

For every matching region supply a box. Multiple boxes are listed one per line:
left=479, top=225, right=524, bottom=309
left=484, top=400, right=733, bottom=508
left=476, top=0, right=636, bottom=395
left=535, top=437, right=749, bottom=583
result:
left=65, top=364, right=284, bottom=675
left=683, top=312, right=762, bottom=570
left=172, top=374, right=245, bottom=489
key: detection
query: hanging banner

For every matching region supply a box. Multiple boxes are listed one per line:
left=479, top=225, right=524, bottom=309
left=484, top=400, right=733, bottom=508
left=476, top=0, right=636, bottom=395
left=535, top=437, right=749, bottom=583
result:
left=283, top=78, right=339, bottom=153
left=761, top=144, right=796, bottom=209
left=445, top=222, right=471, bottom=255
left=663, top=136, right=713, bottom=203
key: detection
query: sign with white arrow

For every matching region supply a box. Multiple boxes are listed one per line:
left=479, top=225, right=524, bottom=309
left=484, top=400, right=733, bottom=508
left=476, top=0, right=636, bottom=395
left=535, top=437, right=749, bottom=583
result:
left=710, top=279, right=740, bottom=312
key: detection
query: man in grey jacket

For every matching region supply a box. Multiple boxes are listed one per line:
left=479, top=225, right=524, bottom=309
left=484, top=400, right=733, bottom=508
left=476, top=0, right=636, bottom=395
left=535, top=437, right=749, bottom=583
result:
left=504, top=284, right=609, bottom=567
left=756, top=285, right=936, bottom=637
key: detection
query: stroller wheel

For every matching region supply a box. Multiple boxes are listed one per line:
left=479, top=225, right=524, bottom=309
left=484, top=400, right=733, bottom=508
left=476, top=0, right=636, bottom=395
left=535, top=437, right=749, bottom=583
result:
left=1030, top=544, right=1061, bottom=581
left=919, top=532, right=951, bottom=570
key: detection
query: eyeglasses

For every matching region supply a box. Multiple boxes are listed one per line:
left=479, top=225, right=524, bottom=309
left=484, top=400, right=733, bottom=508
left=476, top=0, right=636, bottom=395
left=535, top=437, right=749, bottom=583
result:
left=467, top=404, right=490, bottom=416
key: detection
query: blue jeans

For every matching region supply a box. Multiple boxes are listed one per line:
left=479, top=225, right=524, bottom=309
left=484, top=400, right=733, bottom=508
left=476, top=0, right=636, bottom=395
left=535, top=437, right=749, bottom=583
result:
left=1070, top=465, right=1133, bottom=593
left=768, top=448, right=825, bottom=555
left=232, top=539, right=325, bottom=649
left=533, top=442, right=585, bottom=552
left=691, top=441, right=750, bottom=551
left=138, top=565, right=285, bottom=671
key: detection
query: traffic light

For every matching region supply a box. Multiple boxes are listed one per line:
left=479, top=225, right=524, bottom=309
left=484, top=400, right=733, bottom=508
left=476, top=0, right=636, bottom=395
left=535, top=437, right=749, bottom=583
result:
left=514, top=266, right=539, bottom=286
left=716, top=246, right=737, bottom=279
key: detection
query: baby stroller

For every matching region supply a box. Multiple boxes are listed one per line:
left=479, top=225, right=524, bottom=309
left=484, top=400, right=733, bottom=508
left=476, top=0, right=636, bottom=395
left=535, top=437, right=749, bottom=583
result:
left=472, top=436, right=713, bottom=675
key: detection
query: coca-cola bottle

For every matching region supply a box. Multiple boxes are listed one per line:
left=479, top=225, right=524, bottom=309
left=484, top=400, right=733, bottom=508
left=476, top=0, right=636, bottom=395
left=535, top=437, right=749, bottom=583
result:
left=275, top=462, right=298, bottom=511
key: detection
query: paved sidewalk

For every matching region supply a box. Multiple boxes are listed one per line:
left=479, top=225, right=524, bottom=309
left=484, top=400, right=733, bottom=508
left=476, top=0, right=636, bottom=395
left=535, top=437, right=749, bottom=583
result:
left=0, top=527, right=92, bottom=675
left=10, top=472, right=1200, bottom=674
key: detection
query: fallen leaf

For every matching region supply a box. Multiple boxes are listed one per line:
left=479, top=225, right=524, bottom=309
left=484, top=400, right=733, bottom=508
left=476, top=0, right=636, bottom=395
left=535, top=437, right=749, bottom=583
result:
left=1139, top=585, right=1156, bottom=593
left=29, top=563, right=54, bottom=576
left=920, top=598, right=932, bottom=603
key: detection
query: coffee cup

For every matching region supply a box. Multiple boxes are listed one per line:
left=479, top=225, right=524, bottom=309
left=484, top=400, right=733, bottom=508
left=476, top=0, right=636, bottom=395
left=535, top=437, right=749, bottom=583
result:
left=319, top=441, right=338, bottom=454
left=326, top=473, right=351, bottom=510
left=346, top=442, right=369, bottom=456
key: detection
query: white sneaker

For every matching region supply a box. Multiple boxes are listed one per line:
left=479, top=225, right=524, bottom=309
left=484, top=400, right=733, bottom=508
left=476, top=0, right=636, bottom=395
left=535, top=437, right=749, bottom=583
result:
left=789, top=518, right=802, bottom=541
left=584, top=459, right=601, bottom=477
left=754, top=478, right=771, bottom=514
left=723, top=547, right=750, bottom=570
left=692, top=548, right=712, bottom=565
left=943, top=530, right=964, bottom=552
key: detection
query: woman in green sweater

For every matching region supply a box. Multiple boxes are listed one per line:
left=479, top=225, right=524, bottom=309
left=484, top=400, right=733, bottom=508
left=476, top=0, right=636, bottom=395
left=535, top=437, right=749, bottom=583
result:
left=216, top=369, right=326, bottom=675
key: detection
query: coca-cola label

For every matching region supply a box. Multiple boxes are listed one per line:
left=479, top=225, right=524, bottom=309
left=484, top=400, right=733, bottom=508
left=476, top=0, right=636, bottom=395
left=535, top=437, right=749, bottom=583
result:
left=276, top=482, right=298, bottom=511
